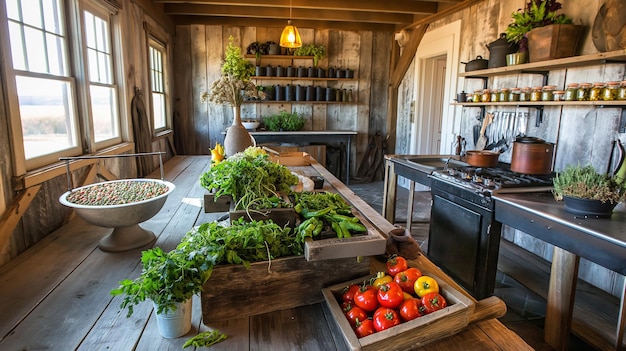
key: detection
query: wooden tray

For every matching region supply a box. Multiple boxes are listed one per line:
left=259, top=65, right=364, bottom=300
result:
left=323, top=268, right=475, bottom=351
left=201, top=255, right=370, bottom=324
left=269, top=151, right=312, bottom=166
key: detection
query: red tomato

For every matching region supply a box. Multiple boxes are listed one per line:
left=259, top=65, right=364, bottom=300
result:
left=355, top=318, right=376, bottom=338
left=354, top=285, right=379, bottom=312
left=341, top=284, right=361, bottom=303
left=399, top=297, right=424, bottom=322
left=344, top=305, right=369, bottom=328
left=394, top=267, right=422, bottom=294
left=386, top=255, right=408, bottom=277
left=421, top=292, right=447, bottom=314
left=341, top=300, right=353, bottom=313
left=372, top=307, right=401, bottom=332
left=376, top=281, right=404, bottom=309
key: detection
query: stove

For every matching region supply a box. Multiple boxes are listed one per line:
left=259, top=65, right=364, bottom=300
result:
left=427, top=164, right=553, bottom=299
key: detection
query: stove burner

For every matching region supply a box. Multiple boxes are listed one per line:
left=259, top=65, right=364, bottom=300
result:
left=432, top=165, right=553, bottom=195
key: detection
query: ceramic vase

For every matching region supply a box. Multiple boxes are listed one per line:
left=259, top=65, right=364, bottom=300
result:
left=224, top=106, right=253, bottom=157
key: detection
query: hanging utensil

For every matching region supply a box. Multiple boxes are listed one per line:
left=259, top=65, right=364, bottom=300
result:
left=475, top=113, right=493, bottom=150
left=607, top=139, right=625, bottom=176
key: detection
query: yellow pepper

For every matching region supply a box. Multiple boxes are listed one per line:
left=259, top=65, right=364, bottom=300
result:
left=414, top=275, right=439, bottom=297
left=210, top=143, right=225, bottom=165
left=372, top=271, right=392, bottom=289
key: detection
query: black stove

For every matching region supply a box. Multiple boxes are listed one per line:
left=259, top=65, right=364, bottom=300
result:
left=427, top=164, right=553, bottom=299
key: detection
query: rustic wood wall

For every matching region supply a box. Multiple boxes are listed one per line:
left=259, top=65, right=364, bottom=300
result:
left=394, top=0, right=624, bottom=297
left=172, top=24, right=392, bottom=176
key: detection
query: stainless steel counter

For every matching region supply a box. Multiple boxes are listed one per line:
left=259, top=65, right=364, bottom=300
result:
left=493, top=192, right=626, bottom=351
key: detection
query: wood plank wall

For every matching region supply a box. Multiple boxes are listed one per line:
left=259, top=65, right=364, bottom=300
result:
left=392, top=0, right=625, bottom=297
left=172, top=24, right=392, bottom=171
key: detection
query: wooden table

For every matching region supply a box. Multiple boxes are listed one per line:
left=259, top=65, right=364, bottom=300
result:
left=0, top=156, right=531, bottom=350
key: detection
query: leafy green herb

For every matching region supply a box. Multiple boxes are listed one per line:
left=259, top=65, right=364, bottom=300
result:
left=263, top=110, right=306, bottom=131
left=553, top=164, right=626, bottom=203
left=200, top=147, right=298, bottom=210
left=183, top=330, right=227, bottom=348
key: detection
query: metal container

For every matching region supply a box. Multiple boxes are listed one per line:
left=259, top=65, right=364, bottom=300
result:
left=461, top=56, right=488, bottom=72
left=486, top=33, right=518, bottom=68
left=510, top=137, right=554, bottom=174
left=465, top=150, right=499, bottom=167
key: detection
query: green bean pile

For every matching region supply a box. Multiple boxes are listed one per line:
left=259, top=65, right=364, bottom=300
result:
left=66, top=180, right=168, bottom=206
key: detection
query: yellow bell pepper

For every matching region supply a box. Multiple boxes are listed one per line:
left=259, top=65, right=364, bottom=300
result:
left=372, top=271, right=393, bottom=289
left=210, top=143, right=225, bottom=165
left=414, top=275, right=439, bottom=297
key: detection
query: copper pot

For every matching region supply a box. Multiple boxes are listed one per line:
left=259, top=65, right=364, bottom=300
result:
left=465, top=150, right=500, bottom=167
left=510, top=137, right=554, bottom=174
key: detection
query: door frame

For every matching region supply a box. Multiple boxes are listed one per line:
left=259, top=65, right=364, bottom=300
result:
left=410, top=21, right=461, bottom=155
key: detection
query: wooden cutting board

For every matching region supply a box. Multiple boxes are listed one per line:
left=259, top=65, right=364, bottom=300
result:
left=592, top=0, right=626, bottom=52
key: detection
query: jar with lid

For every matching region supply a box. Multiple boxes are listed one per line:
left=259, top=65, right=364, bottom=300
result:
left=530, top=86, right=543, bottom=102
left=565, top=83, right=579, bottom=101
left=541, top=85, right=556, bottom=101
left=499, top=88, right=510, bottom=102
left=472, top=90, right=482, bottom=103
left=490, top=89, right=499, bottom=102
left=482, top=89, right=491, bottom=102
left=509, top=88, right=521, bottom=102
left=577, top=83, right=591, bottom=101
left=590, top=82, right=605, bottom=101
left=603, top=81, right=620, bottom=101
left=553, top=90, right=565, bottom=101
left=619, top=81, right=626, bottom=100
left=519, top=87, right=531, bottom=101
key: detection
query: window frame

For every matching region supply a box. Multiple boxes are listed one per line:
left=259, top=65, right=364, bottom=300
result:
left=147, top=36, right=169, bottom=134
left=144, top=22, right=171, bottom=137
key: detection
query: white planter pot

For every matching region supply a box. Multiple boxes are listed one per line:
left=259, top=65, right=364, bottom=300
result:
left=153, top=299, right=192, bottom=338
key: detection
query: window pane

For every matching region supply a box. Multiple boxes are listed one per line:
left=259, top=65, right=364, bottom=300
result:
left=152, top=92, right=165, bottom=130
left=21, top=0, right=42, bottom=28
left=42, top=0, right=63, bottom=35
left=46, top=32, right=66, bottom=76
left=84, top=11, right=112, bottom=84
left=5, top=0, right=20, bottom=20
left=23, top=26, right=48, bottom=73
left=8, top=21, right=26, bottom=70
left=90, top=85, right=119, bottom=142
left=16, top=76, right=78, bottom=159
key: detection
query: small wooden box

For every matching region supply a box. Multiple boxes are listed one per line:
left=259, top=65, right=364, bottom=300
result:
left=269, top=151, right=311, bottom=166
left=201, top=255, right=370, bottom=324
left=204, top=193, right=297, bottom=227
left=323, top=268, right=475, bottom=351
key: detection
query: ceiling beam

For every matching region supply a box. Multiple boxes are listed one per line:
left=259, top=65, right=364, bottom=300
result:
left=163, top=4, right=416, bottom=24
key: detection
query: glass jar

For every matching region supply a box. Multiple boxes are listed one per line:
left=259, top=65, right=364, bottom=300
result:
left=519, top=87, right=531, bottom=102
left=472, top=90, right=482, bottom=103
left=603, top=81, right=620, bottom=101
left=509, top=88, right=521, bottom=102
left=553, top=90, right=565, bottom=101
left=490, top=89, right=499, bottom=103
left=619, top=80, right=626, bottom=100
left=577, top=83, right=591, bottom=101
left=541, top=85, right=556, bottom=101
left=482, top=89, right=491, bottom=103
left=590, top=82, right=605, bottom=101
left=530, top=86, right=543, bottom=102
left=499, top=88, right=509, bottom=102
left=565, top=83, right=579, bottom=101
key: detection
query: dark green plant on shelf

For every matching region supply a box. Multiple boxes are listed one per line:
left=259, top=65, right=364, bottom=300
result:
left=294, top=44, right=326, bottom=66
left=504, top=0, right=573, bottom=53
left=263, top=110, right=306, bottom=131
left=552, top=164, right=626, bottom=203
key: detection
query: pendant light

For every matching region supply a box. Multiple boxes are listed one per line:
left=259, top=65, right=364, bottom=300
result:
left=280, top=0, right=302, bottom=48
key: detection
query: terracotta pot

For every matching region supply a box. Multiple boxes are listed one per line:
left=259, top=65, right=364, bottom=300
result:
left=510, top=137, right=554, bottom=174
left=465, top=150, right=499, bottom=167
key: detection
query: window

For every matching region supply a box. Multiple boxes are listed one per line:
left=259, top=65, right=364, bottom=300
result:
left=148, top=38, right=168, bottom=132
left=2, top=0, right=122, bottom=171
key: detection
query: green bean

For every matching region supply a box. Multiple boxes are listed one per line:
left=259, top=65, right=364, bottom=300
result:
left=182, top=329, right=227, bottom=348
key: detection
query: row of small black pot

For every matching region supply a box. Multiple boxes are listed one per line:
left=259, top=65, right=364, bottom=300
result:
left=248, top=85, right=354, bottom=102
left=254, top=66, right=354, bottom=79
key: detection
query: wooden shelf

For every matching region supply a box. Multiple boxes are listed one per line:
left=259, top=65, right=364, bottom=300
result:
left=243, top=100, right=355, bottom=105
left=453, top=100, right=626, bottom=107
left=459, top=49, right=626, bottom=78
left=245, top=54, right=314, bottom=60
left=252, top=76, right=356, bottom=81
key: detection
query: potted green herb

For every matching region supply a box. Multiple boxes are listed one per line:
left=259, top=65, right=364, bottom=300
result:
left=504, top=0, right=582, bottom=62
left=110, top=246, right=210, bottom=338
left=552, top=164, right=626, bottom=217
left=263, top=110, right=306, bottom=131
left=294, top=44, right=326, bottom=66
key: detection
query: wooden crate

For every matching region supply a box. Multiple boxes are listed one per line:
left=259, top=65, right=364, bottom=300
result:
left=201, top=255, right=371, bottom=324
left=323, top=268, right=475, bottom=351
left=204, top=193, right=297, bottom=227
left=269, top=151, right=311, bottom=166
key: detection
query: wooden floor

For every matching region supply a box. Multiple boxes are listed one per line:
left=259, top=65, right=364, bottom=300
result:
left=0, top=156, right=532, bottom=350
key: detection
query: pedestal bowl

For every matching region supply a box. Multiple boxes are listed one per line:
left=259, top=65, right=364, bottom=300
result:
left=59, top=179, right=176, bottom=252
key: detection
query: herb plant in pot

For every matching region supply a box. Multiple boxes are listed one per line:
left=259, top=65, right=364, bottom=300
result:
left=505, top=0, right=582, bottom=63
left=110, top=246, right=210, bottom=338
left=552, top=164, right=626, bottom=217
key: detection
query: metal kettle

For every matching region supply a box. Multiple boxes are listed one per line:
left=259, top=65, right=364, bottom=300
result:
left=486, top=33, right=518, bottom=68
